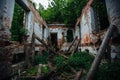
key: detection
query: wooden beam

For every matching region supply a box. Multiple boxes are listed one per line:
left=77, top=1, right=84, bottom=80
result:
left=74, top=39, right=81, bottom=53
left=73, top=69, right=83, bottom=80
left=31, top=33, right=35, bottom=64
left=67, top=37, right=77, bottom=52
left=34, top=34, right=56, bottom=54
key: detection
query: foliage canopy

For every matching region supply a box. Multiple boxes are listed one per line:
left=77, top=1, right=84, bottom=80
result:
left=38, top=0, right=87, bottom=25
left=38, top=0, right=108, bottom=29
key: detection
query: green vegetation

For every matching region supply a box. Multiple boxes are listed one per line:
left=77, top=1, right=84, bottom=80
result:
left=41, top=65, right=49, bottom=74
left=55, top=55, right=65, bottom=68
left=26, top=65, right=49, bottom=76
left=38, top=0, right=108, bottom=27
left=25, top=51, right=120, bottom=80
left=20, top=27, right=28, bottom=36
left=38, top=0, right=87, bottom=25
left=66, top=52, right=94, bottom=71
left=34, top=51, right=49, bottom=65
left=10, top=3, right=25, bottom=42
left=54, top=52, right=120, bottom=80
left=55, top=52, right=94, bottom=72
left=27, top=51, right=94, bottom=78
left=94, top=62, right=120, bottom=80
left=27, top=66, right=38, bottom=76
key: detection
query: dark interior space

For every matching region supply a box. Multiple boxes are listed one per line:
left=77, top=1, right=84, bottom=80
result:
left=12, top=53, right=25, bottom=64
left=92, top=0, right=109, bottom=30
left=67, top=30, right=73, bottom=42
left=50, top=33, right=58, bottom=49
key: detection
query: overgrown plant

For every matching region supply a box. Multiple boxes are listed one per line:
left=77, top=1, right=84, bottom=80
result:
left=54, top=52, right=94, bottom=72
left=34, top=51, right=49, bottom=65
left=94, top=62, right=120, bottom=80
left=11, top=3, right=24, bottom=42
left=20, top=27, right=28, bottom=36
left=38, top=0, right=87, bottom=25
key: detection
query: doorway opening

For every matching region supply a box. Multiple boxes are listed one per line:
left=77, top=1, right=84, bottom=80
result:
left=67, top=30, right=73, bottom=42
left=50, top=33, right=58, bottom=50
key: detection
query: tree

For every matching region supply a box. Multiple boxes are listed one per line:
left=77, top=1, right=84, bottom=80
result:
left=10, top=3, right=24, bottom=42
left=38, top=0, right=87, bottom=25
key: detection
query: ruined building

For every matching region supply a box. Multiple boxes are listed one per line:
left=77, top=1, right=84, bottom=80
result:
left=0, top=0, right=49, bottom=79
left=75, top=0, right=120, bottom=60
left=0, top=0, right=74, bottom=79
left=0, top=0, right=120, bottom=79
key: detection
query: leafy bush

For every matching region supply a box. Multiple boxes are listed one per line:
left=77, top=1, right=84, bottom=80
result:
left=34, top=51, right=49, bottom=65
left=27, top=66, right=37, bottom=76
left=10, top=3, right=24, bottom=42
left=41, top=65, right=49, bottom=74
left=54, top=52, right=94, bottom=72
left=66, top=52, right=94, bottom=71
left=55, top=55, right=65, bottom=68
left=26, top=65, right=49, bottom=77
left=94, top=62, right=120, bottom=80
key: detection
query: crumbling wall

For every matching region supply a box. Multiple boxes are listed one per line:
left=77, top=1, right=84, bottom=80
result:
left=48, top=24, right=74, bottom=48
left=75, top=0, right=120, bottom=59
left=75, top=6, right=100, bottom=45
left=0, top=0, right=49, bottom=79
left=105, top=0, right=120, bottom=60
left=23, top=0, right=49, bottom=45
left=74, top=0, right=104, bottom=54
left=0, top=0, right=15, bottom=79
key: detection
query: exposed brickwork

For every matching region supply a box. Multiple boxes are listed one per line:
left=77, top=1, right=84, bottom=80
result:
left=0, top=8, right=11, bottom=41
left=27, top=0, right=44, bottom=26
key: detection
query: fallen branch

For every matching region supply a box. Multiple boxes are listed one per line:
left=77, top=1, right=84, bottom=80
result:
left=34, top=34, right=56, bottom=54
left=70, top=67, right=77, bottom=73
left=37, top=63, right=68, bottom=80
left=73, top=69, right=83, bottom=80
left=37, top=71, right=55, bottom=80
left=59, top=54, right=69, bottom=59
left=67, top=37, right=77, bottom=52
left=74, top=39, right=81, bottom=52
